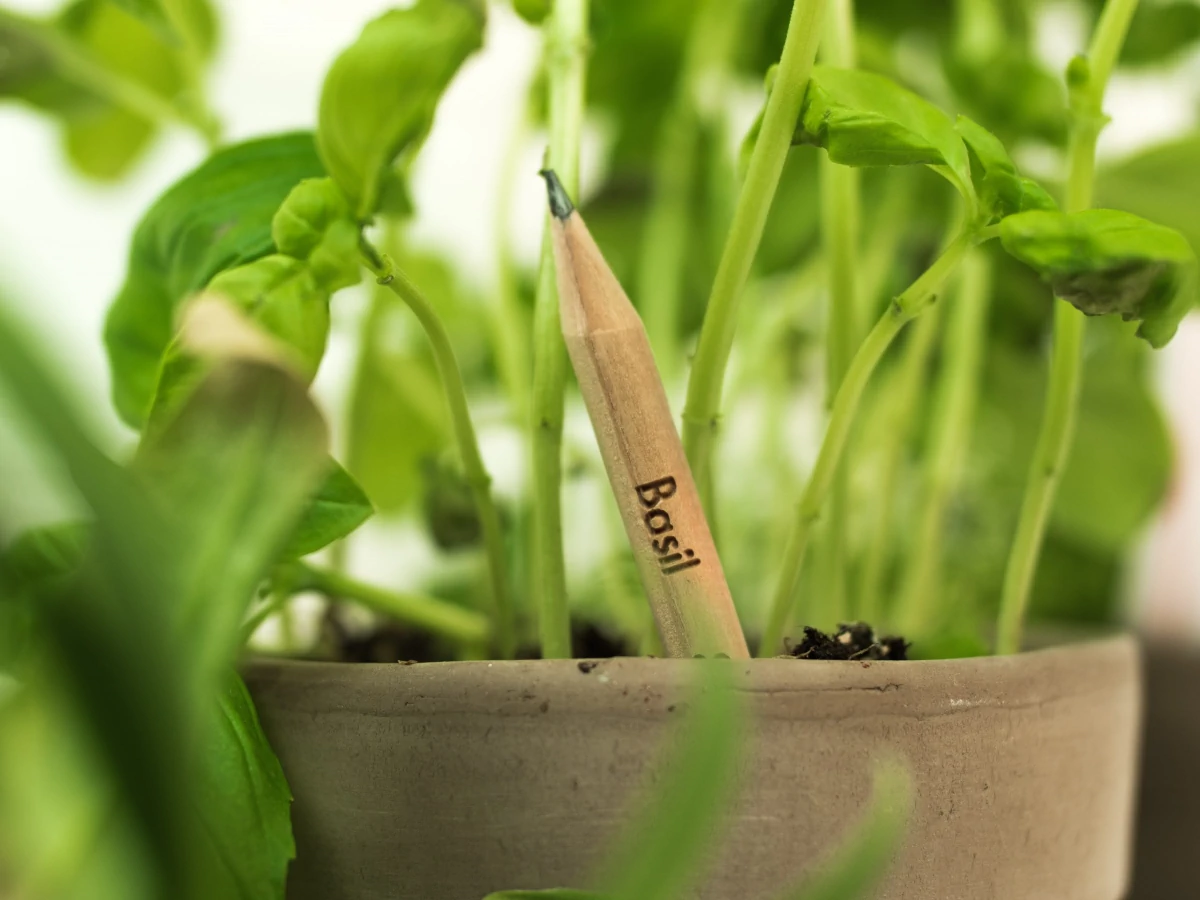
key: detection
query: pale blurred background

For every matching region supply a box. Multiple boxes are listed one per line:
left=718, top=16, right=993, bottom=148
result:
left=2, top=0, right=1199, bottom=635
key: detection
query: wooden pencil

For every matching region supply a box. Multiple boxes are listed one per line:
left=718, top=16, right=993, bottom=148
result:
left=540, top=169, right=749, bottom=659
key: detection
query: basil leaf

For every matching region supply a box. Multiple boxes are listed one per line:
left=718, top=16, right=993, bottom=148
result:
left=955, top=115, right=1056, bottom=222
left=1098, top=135, right=1200, bottom=254
left=978, top=321, right=1172, bottom=553
left=1000, top=208, right=1197, bottom=347
left=0, top=8, right=93, bottom=114
left=0, top=303, right=198, bottom=888
left=206, top=256, right=332, bottom=381
left=57, top=0, right=195, bottom=179
left=270, top=177, right=361, bottom=291
left=511, top=0, right=552, bottom=26
left=134, top=300, right=330, bottom=680
left=1119, top=1, right=1200, bottom=66
left=1, top=1, right=192, bottom=179
left=105, top=132, right=325, bottom=427
left=192, top=673, right=294, bottom=900
left=317, top=0, right=485, bottom=220
left=794, top=66, right=975, bottom=205
left=0, top=301, right=322, bottom=897
left=343, top=244, right=489, bottom=515
left=107, top=0, right=217, bottom=53
left=283, top=461, right=373, bottom=559
left=0, top=521, right=89, bottom=591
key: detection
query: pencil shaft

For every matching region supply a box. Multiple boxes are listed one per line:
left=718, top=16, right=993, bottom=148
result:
left=551, top=213, right=749, bottom=659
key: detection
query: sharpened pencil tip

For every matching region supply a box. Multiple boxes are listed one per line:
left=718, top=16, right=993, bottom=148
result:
left=538, top=168, right=575, bottom=220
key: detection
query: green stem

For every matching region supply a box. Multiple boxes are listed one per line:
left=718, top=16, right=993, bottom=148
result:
left=856, top=308, right=940, bottom=626
left=817, top=0, right=859, bottom=625
left=491, top=103, right=534, bottom=422
left=288, top=562, right=490, bottom=647
left=898, top=248, right=993, bottom=636
left=0, top=10, right=216, bottom=143
left=759, top=229, right=976, bottom=656
left=361, top=241, right=515, bottom=658
left=639, top=0, right=746, bottom=377
left=530, top=0, right=590, bottom=659
left=682, top=0, right=828, bottom=511
left=160, top=0, right=222, bottom=146
left=995, top=0, right=1138, bottom=655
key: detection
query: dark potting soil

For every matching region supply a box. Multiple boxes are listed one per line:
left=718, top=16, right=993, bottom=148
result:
left=321, top=606, right=907, bottom=664
left=324, top=615, right=634, bottom=664
left=784, top=622, right=910, bottom=661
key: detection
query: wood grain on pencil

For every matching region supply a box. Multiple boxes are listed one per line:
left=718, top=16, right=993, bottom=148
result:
left=542, top=170, right=749, bottom=659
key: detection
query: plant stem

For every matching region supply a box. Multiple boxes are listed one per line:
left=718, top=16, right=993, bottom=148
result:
left=530, top=0, right=590, bottom=659
left=759, top=229, right=976, bottom=656
left=898, top=248, right=993, bottom=636
left=160, top=0, right=222, bottom=147
left=361, top=241, right=515, bottom=657
left=856, top=308, right=940, bottom=626
left=681, top=0, right=828, bottom=511
left=491, top=102, right=534, bottom=423
left=817, top=0, right=859, bottom=625
left=287, top=561, right=490, bottom=646
left=639, top=0, right=746, bottom=378
left=995, top=0, right=1138, bottom=655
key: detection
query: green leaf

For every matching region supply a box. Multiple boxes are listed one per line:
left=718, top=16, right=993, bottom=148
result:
left=0, top=521, right=89, bottom=592
left=586, top=0, right=699, bottom=169
left=0, top=522, right=88, bottom=674
left=283, top=460, right=373, bottom=558
left=58, top=0, right=184, bottom=179
left=0, top=9, right=92, bottom=113
left=1000, top=208, right=1197, bottom=347
left=105, top=132, right=326, bottom=427
left=0, top=1, right=190, bottom=179
left=341, top=239, right=492, bottom=525
left=317, top=0, right=485, bottom=220
left=192, top=673, right=294, bottom=900
left=206, top=256, right=332, bottom=381
left=270, top=177, right=362, bottom=291
left=0, top=301, right=196, bottom=889
left=775, top=762, right=912, bottom=900
left=133, top=299, right=330, bottom=680
left=105, top=0, right=217, bottom=52
left=1098, top=135, right=1200, bottom=254
left=955, top=115, right=1056, bottom=222
left=976, top=321, right=1172, bottom=554
left=422, top=456, right=482, bottom=550
left=601, top=662, right=745, bottom=900
left=1120, top=1, right=1200, bottom=66
left=511, top=0, right=552, bottom=25
left=794, top=66, right=975, bottom=205
left=0, top=298, right=318, bottom=899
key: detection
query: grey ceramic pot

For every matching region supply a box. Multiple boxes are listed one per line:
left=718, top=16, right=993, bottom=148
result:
left=245, top=636, right=1140, bottom=900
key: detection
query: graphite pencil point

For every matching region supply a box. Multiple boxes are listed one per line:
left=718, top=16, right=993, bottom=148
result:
left=538, top=168, right=575, bottom=220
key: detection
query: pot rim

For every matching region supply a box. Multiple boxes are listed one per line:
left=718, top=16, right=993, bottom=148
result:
left=249, top=629, right=1134, bottom=674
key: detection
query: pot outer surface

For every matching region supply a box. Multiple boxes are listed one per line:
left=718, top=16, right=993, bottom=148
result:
left=1128, top=641, right=1200, bottom=900
left=244, top=636, right=1140, bottom=900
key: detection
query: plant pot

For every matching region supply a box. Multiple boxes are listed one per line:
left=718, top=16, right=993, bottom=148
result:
left=1128, top=639, right=1200, bottom=900
left=244, top=635, right=1140, bottom=900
